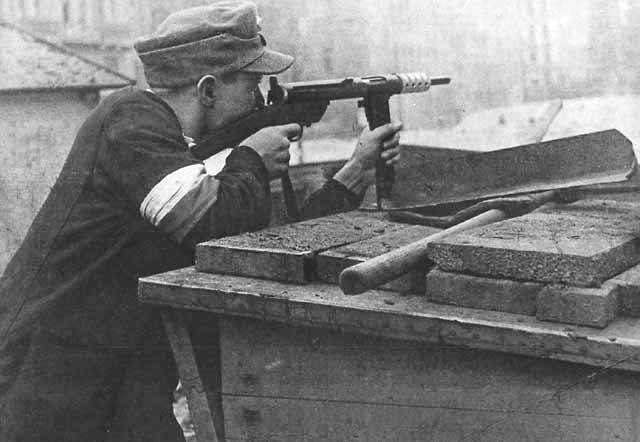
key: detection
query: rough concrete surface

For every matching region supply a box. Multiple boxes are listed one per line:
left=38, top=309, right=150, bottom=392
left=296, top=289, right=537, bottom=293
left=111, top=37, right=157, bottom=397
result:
left=425, top=269, right=541, bottom=315
left=427, top=200, right=640, bottom=287
left=611, top=263, right=640, bottom=317
left=316, top=224, right=441, bottom=293
left=536, top=282, right=619, bottom=328
left=195, top=211, right=403, bottom=283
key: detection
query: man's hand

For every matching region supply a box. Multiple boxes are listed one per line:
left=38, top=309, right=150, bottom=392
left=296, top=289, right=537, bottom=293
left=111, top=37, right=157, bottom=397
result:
left=241, top=123, right=301, bottom=180
left=333, top=122, right=403, bottom=194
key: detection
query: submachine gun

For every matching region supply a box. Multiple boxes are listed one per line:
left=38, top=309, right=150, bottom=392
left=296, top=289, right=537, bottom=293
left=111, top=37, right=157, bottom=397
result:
left=191, top=72, right=450, bottom=217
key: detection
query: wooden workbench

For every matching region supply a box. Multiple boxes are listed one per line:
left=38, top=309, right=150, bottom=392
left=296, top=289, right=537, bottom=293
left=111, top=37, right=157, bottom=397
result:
left=140, top=266, right=640, bottom=442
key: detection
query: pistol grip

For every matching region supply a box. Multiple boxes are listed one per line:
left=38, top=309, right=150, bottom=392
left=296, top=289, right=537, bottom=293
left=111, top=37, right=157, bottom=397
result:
left=363, top=94, right=394, bottom=209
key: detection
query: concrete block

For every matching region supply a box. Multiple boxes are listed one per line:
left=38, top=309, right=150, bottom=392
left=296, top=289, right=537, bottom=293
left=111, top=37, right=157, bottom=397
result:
left=195, top=211, right=403, bottom=283
left=427, top=200, right=640, bottom=287
left=611, top=263, right=640, bottom=317
left=425, top=269, right=542, bottom=315
left=536, top=282, right=619, bottom=328
left=316, top=225, right=441, bottom=293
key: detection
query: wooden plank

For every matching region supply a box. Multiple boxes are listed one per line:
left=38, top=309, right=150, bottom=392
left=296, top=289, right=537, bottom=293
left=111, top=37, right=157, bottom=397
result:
left=427, top=200, right=640, bottom=287
left=138, top=267, right=640, bottom=372
left=316, top=224, right=441, bottom=293
left=223, top=396, right=632, bottom=442
left=220, top=317, right=637, bottom=417
left=219, top=317, right=638, bottom=442
left=161, top=310, right=219, bottom=442
left=195, top=211, right=403, bottom=283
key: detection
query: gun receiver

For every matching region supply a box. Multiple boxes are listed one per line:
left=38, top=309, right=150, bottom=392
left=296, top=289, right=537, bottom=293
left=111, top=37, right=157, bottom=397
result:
left=191, top=72, right=450, bottom=209
left=268, top=73, right=450, bottom=207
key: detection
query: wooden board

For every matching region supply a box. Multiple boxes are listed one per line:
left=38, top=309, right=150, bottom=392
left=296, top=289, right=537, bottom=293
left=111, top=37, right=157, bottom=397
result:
left=162, top=310, right=220, bottom=441
left=316, top=224, right=441, bottom=293
left=427, top=200, right=640, bottom=287
left=195, top=211, right=403, bottom=283
left=219, top=316, right=640, bottom=442
left=223, top=396, right=634, bottom=442
left=138, top=267, right=640, bottom=372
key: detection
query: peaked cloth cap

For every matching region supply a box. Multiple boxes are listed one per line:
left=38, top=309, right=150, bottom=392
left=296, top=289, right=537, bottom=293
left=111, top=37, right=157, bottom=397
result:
left=134, top=1, right=294, bottom=88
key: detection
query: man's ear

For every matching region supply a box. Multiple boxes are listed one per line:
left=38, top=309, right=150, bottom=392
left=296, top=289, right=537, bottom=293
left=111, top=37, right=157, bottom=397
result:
left=196, top=75, right=217, bottom=107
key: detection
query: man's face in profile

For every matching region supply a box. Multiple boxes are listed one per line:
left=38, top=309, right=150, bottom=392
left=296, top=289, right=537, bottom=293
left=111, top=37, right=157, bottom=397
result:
left=206, top=72, right=265, bottom=131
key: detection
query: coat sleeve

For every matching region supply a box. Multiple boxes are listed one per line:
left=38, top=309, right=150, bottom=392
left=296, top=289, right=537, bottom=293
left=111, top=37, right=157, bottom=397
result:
left=100, top=92, right=271, bottom=250
left=181, top=146, right=271, bottom=249
left=300, top=178, right=362, bottom=220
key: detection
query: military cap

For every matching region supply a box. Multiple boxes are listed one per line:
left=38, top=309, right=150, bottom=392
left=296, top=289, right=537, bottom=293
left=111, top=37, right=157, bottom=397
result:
left=134, top=1, right=294, bottom=88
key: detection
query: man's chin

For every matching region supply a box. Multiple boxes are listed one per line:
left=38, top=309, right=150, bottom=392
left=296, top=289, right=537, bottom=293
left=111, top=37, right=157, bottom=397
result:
left=220, top=107, right=261, bottom=130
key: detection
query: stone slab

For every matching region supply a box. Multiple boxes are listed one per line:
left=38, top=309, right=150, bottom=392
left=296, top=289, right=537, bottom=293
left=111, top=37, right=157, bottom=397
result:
left=195, top=211, right=403, bottom=283
left=611, top=263, right=640, bottom=317
left=536, top=282, right=620, bottom=328
left=425, top=269, right=542, bottom=315
left=316, top=224, right=440, bottom=293
left=427, top=200, right=640, bottom=287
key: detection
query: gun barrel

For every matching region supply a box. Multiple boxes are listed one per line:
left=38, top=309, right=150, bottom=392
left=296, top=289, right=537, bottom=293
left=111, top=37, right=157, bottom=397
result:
left=430, top=76, right=451, bottom=86
left=270, top=72, right=450, bottom=104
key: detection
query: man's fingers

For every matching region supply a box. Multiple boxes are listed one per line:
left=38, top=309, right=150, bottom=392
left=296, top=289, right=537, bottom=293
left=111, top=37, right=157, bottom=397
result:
left=386, top=156, right=400, bottom=166
left=279, top=149, right=291, bottom=163
left=371, top=121, right=403, bottom=140
left=381, top=146, right=400, bottom=160
left=382, top=133, right=401, bottom=150
left=280, top=123, right=303, bottom=140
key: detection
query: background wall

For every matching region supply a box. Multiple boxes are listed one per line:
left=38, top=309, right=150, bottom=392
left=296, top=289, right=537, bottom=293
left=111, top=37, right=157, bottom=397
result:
left=0, top=90, right=96, bottom=270
left=3, top=0, right=639, bottom=136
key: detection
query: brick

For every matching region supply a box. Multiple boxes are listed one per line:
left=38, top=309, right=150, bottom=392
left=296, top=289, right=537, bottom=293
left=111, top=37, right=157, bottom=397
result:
left=195, top=211, right=403, bottom=283
left=427, top=200, right=640, bottom=287
left=611, top=263, right=640, bottom=317
left=425, top=269, right=541, bottom=315
left=316, top=225, right=441, bottom=293
left=536, top=282, right=619, bottom=328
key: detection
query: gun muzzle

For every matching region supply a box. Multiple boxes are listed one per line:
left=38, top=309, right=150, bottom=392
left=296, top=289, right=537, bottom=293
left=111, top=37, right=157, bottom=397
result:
left=395, top=72, right=450, bottom=93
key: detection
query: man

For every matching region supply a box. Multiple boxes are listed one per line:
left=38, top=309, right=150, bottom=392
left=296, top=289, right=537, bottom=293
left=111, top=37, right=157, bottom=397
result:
left=0, top=1, right=401, bottom=441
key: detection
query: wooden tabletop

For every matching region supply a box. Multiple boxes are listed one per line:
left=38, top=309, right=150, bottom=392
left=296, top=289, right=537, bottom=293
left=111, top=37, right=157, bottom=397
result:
left=139, top=266, right=640, bottom=373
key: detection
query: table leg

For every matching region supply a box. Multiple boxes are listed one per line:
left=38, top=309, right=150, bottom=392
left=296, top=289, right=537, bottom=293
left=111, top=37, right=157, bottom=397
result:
left=162, top=309, right=221, bottom=442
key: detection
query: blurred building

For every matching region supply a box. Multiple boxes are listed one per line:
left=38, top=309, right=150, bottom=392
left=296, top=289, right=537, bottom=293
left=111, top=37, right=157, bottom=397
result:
left=1, top=0, right=639, bottom=133
left=0, top=0, right=152, bottom=80
left=0, top=20, right=133, bottom=272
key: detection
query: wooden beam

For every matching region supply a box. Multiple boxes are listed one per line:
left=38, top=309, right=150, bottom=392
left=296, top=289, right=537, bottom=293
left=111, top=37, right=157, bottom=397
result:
left=140, top=267, right=640, bottom=372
